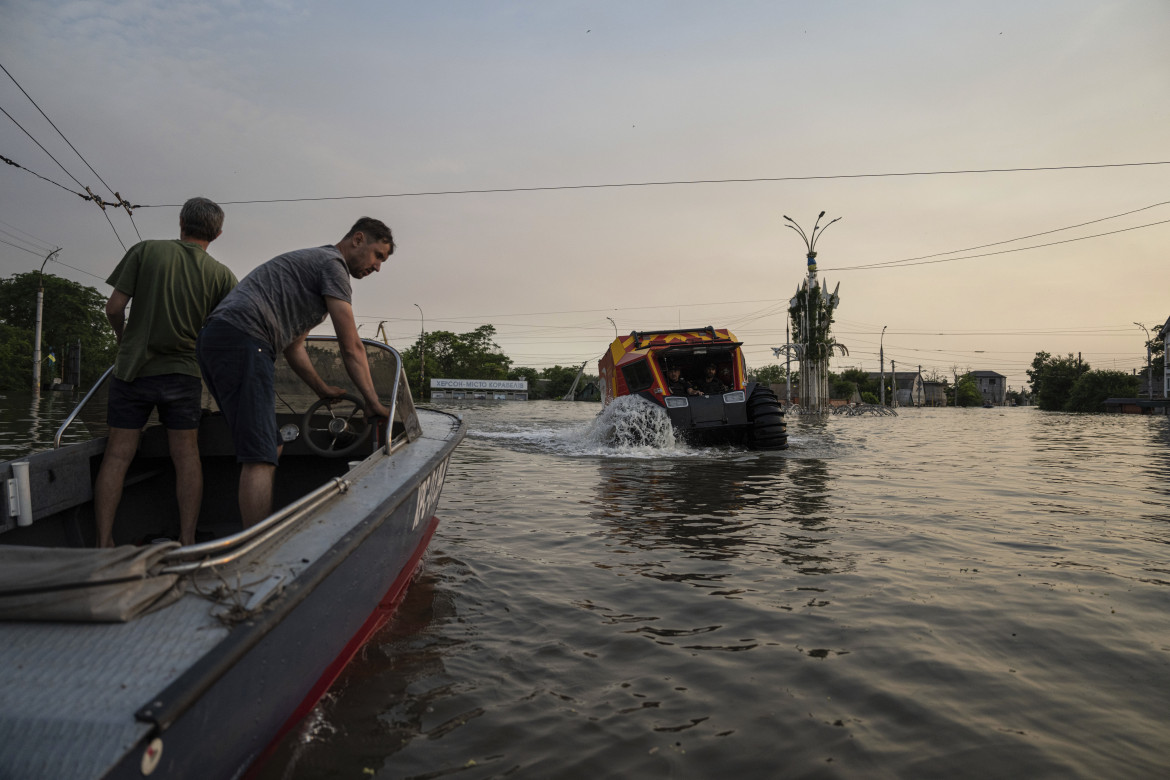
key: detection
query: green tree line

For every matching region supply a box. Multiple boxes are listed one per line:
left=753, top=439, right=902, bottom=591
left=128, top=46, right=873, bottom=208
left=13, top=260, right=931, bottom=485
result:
left=398, top=324, right=596, bottom=401
left=1026, top=352, right=1140, bottom=413
left=0, top=272, right=116, bottom=390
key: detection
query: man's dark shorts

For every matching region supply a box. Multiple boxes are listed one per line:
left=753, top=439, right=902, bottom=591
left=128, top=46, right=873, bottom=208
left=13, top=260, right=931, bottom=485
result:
left=107, top=374, right=203, bottom=430
left=196, top=319, right=282, bottom=465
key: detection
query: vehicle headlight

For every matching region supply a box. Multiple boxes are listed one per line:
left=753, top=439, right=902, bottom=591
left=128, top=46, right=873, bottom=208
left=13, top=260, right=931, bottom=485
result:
left=664, top=396, right=689, bottom=409
left=722, top=390, right=745, bottom=404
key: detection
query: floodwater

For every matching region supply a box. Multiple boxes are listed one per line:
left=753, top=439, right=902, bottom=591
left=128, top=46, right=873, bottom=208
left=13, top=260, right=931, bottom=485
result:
left=0, top=389, right=90, bottom=459
left=4, top=395, right=1168, bottom=778
left=261, top=400, right=1170, bottom=779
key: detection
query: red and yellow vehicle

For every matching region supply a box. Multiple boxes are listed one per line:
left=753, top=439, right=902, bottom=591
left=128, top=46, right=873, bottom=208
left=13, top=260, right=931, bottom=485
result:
left=598, top=326, right=787, bottom=449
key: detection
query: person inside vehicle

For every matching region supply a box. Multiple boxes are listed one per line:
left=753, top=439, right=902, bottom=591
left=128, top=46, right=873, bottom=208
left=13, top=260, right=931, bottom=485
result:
left=700, top=363, right=727, bottom=394
left=665, top=364, right=695, bottom=396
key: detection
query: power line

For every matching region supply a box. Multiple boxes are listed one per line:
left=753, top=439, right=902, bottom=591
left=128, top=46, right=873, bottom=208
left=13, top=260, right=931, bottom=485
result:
left=0, top=62, right=141, bottom=242
left=830, top=217, right=1170, bottom=271
left=135, top=160, right=1170, bottom=208
left=831, top=200, right=1170, bottom=270
left=0, top=236, right=45, bottom=256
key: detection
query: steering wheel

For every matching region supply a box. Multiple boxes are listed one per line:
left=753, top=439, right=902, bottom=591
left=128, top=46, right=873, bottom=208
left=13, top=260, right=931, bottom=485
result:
left=300, top=394, right=374, bottom=458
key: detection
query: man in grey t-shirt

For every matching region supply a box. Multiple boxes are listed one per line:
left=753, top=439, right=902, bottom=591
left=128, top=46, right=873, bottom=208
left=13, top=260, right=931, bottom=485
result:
left=197, top=217, right=393, bottom=527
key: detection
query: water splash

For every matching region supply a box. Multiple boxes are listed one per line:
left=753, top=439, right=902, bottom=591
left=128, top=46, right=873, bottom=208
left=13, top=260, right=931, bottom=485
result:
left=470, top=396, right=705, bottom=458
left=582, top=395, right=679, bottom=450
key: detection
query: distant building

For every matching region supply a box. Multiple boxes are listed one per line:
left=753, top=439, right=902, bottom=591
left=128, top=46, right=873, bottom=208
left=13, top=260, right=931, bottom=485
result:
left=971, top=371, right=1006, bottom=405
left=922, top=380, right=947, bottom=407
left=865, top=370, right=924, bottom=407
left=429, top=378, right=528, bottom=401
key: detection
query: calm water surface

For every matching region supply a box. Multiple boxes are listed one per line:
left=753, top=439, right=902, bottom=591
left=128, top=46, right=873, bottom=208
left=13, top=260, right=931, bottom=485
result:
left=261, top=401, right=1170, bottom=779
left=4, top=394, right=1168, bottom=778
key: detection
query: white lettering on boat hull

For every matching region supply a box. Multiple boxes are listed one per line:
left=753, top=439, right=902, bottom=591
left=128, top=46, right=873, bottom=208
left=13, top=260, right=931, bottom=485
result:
left=412, top=457, right=450, bottom=531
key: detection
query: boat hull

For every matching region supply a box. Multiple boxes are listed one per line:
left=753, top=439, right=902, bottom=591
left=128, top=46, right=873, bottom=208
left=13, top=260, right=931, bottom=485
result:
left=0, top=410, right=463, bottom=780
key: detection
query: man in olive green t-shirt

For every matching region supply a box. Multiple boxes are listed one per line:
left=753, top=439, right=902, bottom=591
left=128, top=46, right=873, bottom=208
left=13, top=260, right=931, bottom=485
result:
left=93, top=197, right=237, bottom=547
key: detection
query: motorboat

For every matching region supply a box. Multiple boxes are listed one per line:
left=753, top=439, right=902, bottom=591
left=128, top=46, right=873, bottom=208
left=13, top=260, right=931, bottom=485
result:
left=0, top=336, right=465, bottom=779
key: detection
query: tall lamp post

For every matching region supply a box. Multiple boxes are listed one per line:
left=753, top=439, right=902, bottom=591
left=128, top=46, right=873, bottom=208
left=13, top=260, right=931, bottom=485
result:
left=1135, top=322, right=1153, bottom=398
left=784, top=211, right=841, bottom=413
left=32, top=248, right=62, bottom=391
left=414, top=304, right=425, bottom=400
left=606, top=316, right=618, bottom=339
left=879, top=325, right=887, bottom=406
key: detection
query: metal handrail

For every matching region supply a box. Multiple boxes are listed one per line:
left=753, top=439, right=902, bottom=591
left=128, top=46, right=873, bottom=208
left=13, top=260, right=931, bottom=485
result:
left=54, top=366, right=114, bottom=448
left=161, top=477, right=350, bottom=573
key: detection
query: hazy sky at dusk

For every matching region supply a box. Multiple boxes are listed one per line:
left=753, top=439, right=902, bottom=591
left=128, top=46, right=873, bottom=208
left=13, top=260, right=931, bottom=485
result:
left=2, top=1, right=1167, bottom=389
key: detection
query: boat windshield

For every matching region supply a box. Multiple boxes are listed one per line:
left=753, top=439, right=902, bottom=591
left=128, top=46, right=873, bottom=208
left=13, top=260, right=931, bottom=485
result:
left=60, top=337, right=421, bottom=448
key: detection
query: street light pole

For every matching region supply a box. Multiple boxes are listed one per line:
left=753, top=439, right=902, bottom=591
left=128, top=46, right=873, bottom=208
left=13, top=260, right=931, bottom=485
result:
left=606, top=316, right=618, bottom=339
left=1135, top=322, right=1153, bottom=398
left=32, top=248, right=62, bottom=392
left=414, top=303, right=425, bottom=400
left=879, top=325, right=887, bottom=406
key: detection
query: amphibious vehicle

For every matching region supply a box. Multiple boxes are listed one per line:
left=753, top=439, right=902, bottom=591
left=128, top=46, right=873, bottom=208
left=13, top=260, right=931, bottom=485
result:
left=598, top=327, right=787, bottom=449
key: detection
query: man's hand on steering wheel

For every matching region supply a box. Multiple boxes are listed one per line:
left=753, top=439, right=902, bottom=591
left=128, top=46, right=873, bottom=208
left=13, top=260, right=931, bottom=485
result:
left=318, top=384, right=348, bottom=401
left=366, top=398, right=391, bottom=420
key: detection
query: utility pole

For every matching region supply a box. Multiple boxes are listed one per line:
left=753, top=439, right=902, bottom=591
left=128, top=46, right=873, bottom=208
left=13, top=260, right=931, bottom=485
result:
left=32, top=248, right=62, bottom=392
left=785, top=322, right=792, bottom=405
left=1135, top=322, right=1153, bottom=398
left=879, top=325, right=887, bottom=406
left=891, top=360, right=897, bottom=408
left=414, top=304, right=425, bottom=400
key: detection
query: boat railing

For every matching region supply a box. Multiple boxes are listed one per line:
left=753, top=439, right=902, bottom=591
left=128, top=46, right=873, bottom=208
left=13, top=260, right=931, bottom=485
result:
left=159, top=473, right=351, bottom=573
left=54, top=365, right=114, bottom=449
left=50, top=336, right=420, bottom=568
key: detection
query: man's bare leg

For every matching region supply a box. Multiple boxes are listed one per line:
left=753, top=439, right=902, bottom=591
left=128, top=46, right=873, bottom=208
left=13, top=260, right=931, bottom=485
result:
left=239, top=462, right=277, bottom=528
left=167, top=428, right=202, bottom=546
left=93, top=427, right=141, bottom=547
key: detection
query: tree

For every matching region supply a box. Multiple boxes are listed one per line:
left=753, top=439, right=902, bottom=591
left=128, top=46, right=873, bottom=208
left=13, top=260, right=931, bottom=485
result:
left=838, top=368, right=875, bottom=397
left=751, top=364, right=789, bottom=385
left=1027, top=352, right=1090, bottom=411
left=1139, top=326, right=1164, bottom=397
left=508, top=366, right=539, bottom=386
left=401, top=324, right=512, bottom=399
left=954, top=373, right=983, bottom=407
left=538, top=364, right=583, bottom=400
left=1065, top=370, right=1139, bottom=413
left=831, top=379, right=858, bottom=401
left=0, top=272, right=117, bottom=389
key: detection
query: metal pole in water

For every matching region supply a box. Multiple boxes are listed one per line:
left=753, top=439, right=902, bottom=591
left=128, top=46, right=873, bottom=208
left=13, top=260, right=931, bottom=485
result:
left=32, top=248, right=61, bottom=391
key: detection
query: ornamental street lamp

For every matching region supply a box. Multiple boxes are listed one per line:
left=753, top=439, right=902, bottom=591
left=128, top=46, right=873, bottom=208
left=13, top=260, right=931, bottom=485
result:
left=783, top=211, right=842, bottom=413
left=1135, top=322, right=1153, bottom=398
left=414, top=304, right=425, bottom=400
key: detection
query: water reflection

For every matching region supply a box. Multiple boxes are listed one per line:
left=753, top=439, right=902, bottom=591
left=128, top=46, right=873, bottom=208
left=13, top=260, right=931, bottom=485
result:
left=590, top=450, right=850, bottom=576
left=1, top=389, right=83, bottom=459
left=254, top=563, right=464, bottom=779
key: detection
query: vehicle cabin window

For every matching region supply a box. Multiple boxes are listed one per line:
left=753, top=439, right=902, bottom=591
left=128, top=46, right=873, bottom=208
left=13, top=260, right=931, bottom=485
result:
left=621, top=359, right=654, bottom=393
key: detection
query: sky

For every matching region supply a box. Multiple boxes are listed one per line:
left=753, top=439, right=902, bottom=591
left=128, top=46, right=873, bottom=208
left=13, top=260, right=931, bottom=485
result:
left=1, top=0, right=1168, bottom=391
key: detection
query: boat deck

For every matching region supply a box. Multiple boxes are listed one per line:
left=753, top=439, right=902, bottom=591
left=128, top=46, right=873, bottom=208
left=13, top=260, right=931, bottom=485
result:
left=0, top=408, right=462, bottom=780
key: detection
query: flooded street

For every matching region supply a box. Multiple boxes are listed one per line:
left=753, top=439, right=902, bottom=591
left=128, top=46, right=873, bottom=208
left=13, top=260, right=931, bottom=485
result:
left=256, top=400, right=1170, bottom=779
left=4, top=394, right=1167, bottom=777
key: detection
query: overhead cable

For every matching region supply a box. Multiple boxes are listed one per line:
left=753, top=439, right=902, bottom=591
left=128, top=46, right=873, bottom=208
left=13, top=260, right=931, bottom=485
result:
left=831, top=217, right=1170, bottom=270
left=1, top=62, right=141, bottom=241
left=131, top=160, right=1170, bottom=208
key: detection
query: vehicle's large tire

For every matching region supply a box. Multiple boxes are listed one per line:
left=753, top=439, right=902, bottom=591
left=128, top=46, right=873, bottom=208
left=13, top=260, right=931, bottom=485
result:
left=747, top=385, right=787, bottom=450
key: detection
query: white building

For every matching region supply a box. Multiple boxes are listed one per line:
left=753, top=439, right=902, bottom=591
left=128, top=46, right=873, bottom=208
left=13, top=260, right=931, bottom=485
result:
left=429, top=378, right=528, bottom=401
